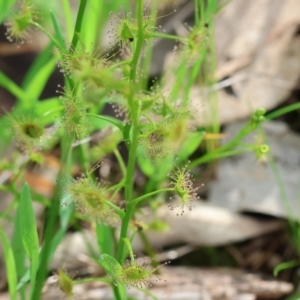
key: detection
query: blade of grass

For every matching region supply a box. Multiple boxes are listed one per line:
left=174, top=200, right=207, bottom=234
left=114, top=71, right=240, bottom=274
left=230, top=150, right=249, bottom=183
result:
left=266, top=103, right=300, bottom=120
left=11, top=205, right=26, bottom=300
left=22, top=42, right=55, bottom=88
left=18, top=183, right=39, bottom=298
left=0, top=229, right=17, bottom=300
left=50, top=11, right=67, bottom=51
left=61, top=0, right=74, bottom=42
left=82, top=0, right=103, bottom=50
left=0, top=71, right=27, bottom=104
left=96, top=224, right=114, bottom=256
left=23, top=56, right=57, bottom=102
left=274, top=260, right=300, bottom=276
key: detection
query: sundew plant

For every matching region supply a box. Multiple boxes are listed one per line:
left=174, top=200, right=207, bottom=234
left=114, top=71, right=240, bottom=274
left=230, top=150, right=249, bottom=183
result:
left=1, top=0, right=300, bottom=299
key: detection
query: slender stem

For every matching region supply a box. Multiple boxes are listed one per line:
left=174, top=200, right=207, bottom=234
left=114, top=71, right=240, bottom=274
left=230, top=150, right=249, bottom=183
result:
left=70, top=0, right=87, bottom=50
left=124, top=237, right=135, bottom=263
left=132, top=188, right=174, bottom=206
left=31, top=140, right=73, bottom=300
left=31, top=22, right=62, bottom=50
left=106, top=201, right=125, bottom=218
left=192, top=147, right=255, bottom=166
left=266, top=102, right=300, bottom=120
left=109, top=60, right=131, bottom=69
left=87, top=113, right=124, bottom=131
left=145, top=31, right=186, bottom=42
left=74, top=277, right=110, bottom=285
left=114, top=149, right=127, bottom=178
left=194, top=0, right=200, bottom=26
left=190, top=122, right=255, bottom=168
left=116, top=0, right=144, bottom=263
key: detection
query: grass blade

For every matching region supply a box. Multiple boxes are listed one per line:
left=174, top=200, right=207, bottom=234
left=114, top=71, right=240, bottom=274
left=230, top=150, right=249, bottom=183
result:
left=18, top=183, right=39, bottom=297
left=11, top=206, right=26, bottom=299
left=50, top=11, right=67, bottom=51
left=0, top=71, right=27, bottom=104
left=0, top=229, right=17, bottom=300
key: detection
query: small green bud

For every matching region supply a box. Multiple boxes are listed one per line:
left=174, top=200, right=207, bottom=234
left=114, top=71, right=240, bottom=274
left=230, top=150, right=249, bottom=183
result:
left=251, top=108, right=266, bottom=126
left=255, top=108, right=267, bottom=116
left=259, top=144, right=269, bottom=154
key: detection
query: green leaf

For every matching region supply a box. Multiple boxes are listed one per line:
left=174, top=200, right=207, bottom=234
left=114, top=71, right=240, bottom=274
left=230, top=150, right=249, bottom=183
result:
left=0, top=71, right=27, bottom=104
left=273, top=260, right=300, bottom=276
left=99, top=254, right=123, bottom=274
left=286, top=293, right=300, bottom=300
left=25, top=57, right=57, bottom=102
left=96, top=224, right=114, bottom=256
left=0, top=229, right=17, bottom=300
left=50, top=11, right=67, bottom=51
left=48, top=196, right=74, bottom=263
left=22, top=42, right=56, bottom=100
left=177, top=130, right=205, bottom=161
left=88, top=114, right=124, bottom=131
left=137, top=152, right=173, bottom=180
left=11, top=206, right=26, bottom=298
left=99, top=254, right=126, bottom=298
left=18, top=183, right=39, bottom=296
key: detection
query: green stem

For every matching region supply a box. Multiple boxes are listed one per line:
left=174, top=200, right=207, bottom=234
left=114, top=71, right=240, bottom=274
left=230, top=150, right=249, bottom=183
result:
left=132, top=188, right=174, bottom=206
left=106, top=201, right=125, bottom=218
left=31, top=139, right=73, bottom=300
left=74, top=277, right=110, bottom=285
left=109, top=60, right=131, bottom=69
left=145, top=31, right=186, bottom=42
left=141, top=3, right=157, bottom=89
left=123, top=237, right=135, bottom=263
left=116, top=0, right=144, bottom=263
left=70, top=0, right=87, bottom=49
left=191, top=147, right=255, bottom=166
left=31, top=22, right=62, bottom=50
left=266, top=103, right=300, bottom=120
left=138, top=231, right=158, bottom=268
left=114, top=149, right=127, bottom=178
left=117, top=202, right=135, bottom=262
left=190, top=122, right=254, bottom=168
left=87, top=113, right=124, bottom=131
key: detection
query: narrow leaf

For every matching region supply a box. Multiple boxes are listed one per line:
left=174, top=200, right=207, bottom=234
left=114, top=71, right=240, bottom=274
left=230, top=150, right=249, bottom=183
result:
left=50, top=11, right=67, bottom=51
left=0, top=71, right=27, bottom=104
left=18, top=183, right=39, bottom=295
left=0, top=229, right=17, bottom=300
